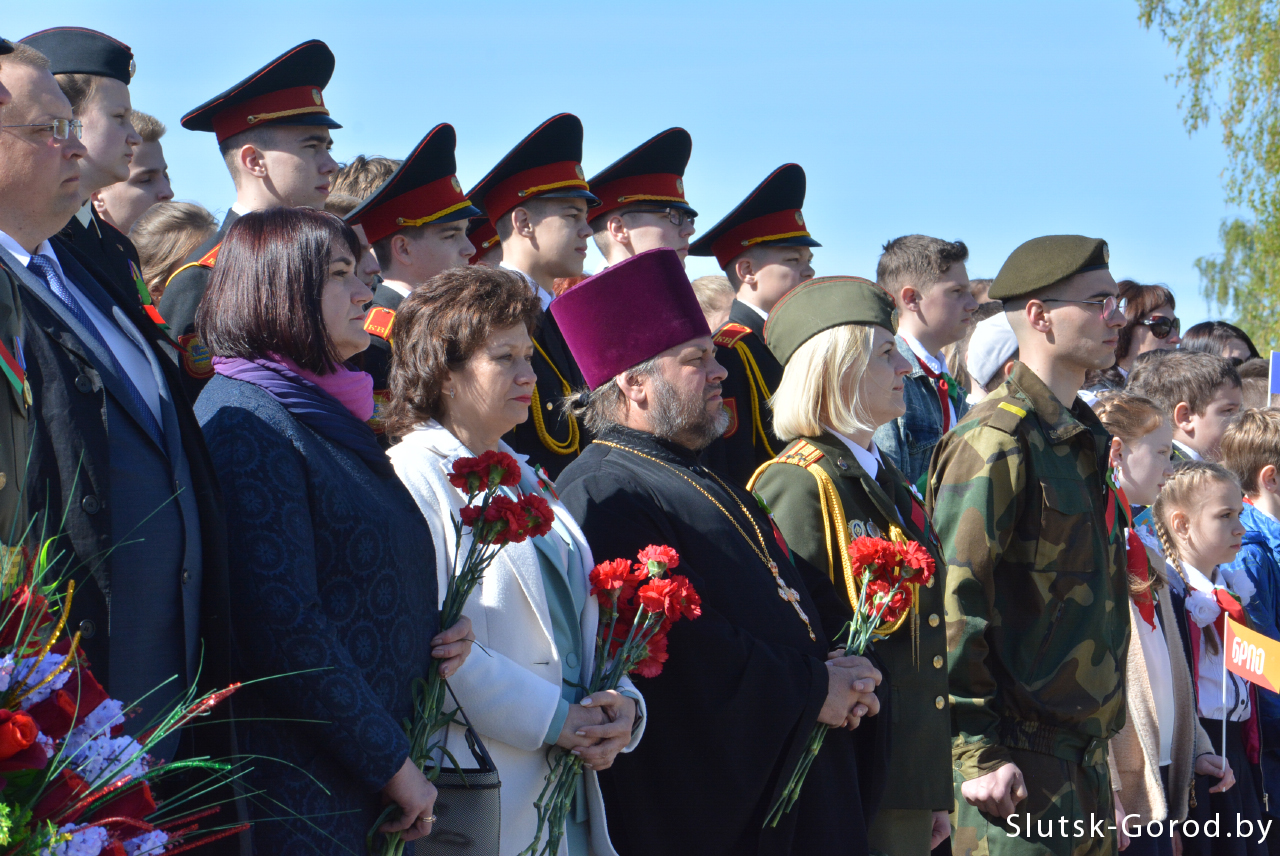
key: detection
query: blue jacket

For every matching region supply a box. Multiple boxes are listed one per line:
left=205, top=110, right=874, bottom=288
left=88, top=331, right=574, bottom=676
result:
left=196, top=374, right=438, bottom=852
left=1224, top=504, right=1280, bottom=741
left=874, top=336, right=969, bottom=490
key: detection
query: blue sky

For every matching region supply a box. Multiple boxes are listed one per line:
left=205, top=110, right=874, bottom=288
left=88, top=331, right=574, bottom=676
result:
left=8, top=1, right=1239, bottom=331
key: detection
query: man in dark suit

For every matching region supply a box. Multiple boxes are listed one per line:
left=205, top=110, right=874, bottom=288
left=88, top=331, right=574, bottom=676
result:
left=19, top=28, right=152, bottom=315
left=0, top=39, right=233, bottom=775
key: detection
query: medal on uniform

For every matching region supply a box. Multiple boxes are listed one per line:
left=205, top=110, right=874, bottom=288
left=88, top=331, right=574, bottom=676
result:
left=850, top=520, right=865, bottom=539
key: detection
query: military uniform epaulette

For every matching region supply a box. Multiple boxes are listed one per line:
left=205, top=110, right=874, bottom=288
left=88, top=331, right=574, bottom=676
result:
left=364, top=306, right=395, bottom=342
left=776, top=439, right=824, bottom=468
left=959, top=389, right=1029, bottom=437
left=713, top=323, right=751, bottom=348
left=163, top=241, right=222, bottom=293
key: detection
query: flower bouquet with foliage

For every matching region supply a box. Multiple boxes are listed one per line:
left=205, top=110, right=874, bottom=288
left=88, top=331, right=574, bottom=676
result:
left=521, top=545, right=701, bottom=856
left=0, top=543, right=246, bottom=855
left=373, top=450, right=553, bottom=856
left=764, top=526, right=935, bottom=827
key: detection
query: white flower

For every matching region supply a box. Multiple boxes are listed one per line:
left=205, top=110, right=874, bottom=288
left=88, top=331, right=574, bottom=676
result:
left=65, top=734, right=148, bottom=785
left=40, top=823, right=108, bottom=856
left=1222, top=566, right=1257, bottom=606
left=1186, top=590, right=1222, bottom=627
left=15, top=654, right=71, bottom=708
left=124, top=831, right=169, bottom=856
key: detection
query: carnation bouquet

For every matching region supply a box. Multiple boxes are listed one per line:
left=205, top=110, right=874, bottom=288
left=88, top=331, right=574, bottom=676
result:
left=764, top=526, right=935, bottom=827
left=372, top=450, right=553, bottom=856
left=521, top=545, right=701, bottom=856
left=0, top=543, right=246, bottom=856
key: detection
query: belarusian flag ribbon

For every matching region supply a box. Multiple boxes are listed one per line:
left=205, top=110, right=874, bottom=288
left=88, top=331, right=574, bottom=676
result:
left=0, top=337, right=28, bottom=406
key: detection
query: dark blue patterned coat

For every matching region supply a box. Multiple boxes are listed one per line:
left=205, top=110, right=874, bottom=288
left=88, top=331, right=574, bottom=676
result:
left=196, top=374, right=438, bottom=855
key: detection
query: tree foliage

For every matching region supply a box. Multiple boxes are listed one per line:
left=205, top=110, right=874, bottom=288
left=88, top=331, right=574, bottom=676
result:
left=1139, top=0, right=1280, bottom=348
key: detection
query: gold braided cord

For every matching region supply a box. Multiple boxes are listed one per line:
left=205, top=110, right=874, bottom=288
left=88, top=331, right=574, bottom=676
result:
left=530, top=339, right=580, bottom=456
left=741, top=230, right=812, bottom=248
left=246, top=106, right=328, bottom=125
left=518, top=179, right=589, bottom=198
left=616, top=194, right=686, bottom=203
left=395, top=200, right=476, bottom=227
left=734, top=341, right=778, bottom=458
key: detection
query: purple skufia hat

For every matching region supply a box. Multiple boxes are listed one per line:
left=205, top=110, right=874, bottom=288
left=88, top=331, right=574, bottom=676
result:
left=551, top=247, right=712, bottom=390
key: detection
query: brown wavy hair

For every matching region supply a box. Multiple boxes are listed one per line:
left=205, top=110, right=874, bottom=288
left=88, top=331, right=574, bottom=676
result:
left=385, top=267, right=541, bottom=439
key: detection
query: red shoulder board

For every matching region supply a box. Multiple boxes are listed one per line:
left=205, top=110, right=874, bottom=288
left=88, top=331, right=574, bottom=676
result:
left=364, top=306, right=395, bottom=341
left=713, top=322, right=752, bottom=348
left=197, top=242, right=222, bottom=268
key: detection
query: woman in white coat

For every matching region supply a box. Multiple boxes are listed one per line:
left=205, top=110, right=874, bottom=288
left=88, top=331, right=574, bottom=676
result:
left=385, top=266, right=644, bottom=856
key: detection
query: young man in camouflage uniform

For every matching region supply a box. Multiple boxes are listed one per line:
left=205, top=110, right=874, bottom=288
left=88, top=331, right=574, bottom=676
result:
left=926, top=235, right=1131, bottom=856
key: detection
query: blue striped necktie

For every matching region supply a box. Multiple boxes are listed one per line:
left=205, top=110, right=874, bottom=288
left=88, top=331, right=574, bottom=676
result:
left=26, top=253, right=165, bottom=445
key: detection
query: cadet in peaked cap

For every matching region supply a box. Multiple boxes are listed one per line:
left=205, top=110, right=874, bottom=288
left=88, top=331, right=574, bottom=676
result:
left=345, top=124, right=481, bottom=440
left=20, top=28, right=151, bottom=316
left=467, top=218, right=501, bottom=267
left=158, top=40, right=342, bottom=394
left=694, top=164, right=820, bottom=487
left=468, top=113, right=599, bottom=478
left=588, top=128, right=698, bottom=266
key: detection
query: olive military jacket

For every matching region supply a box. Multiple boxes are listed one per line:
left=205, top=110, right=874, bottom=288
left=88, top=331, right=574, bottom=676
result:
left=925, top=361, right=1130, bottom=779
left=751, top=432, right=952, bottom=812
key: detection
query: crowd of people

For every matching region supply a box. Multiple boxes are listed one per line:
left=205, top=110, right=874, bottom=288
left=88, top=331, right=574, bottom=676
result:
left=2, top=24, right=1279, bottom=856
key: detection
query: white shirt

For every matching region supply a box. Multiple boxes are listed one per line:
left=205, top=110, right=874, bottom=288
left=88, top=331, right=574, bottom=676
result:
left=1183, top=561, right=1252, bottom=721
left=901, top=331, right=958, bottom=426
left=827, top=428, right=883, bottom=482
left=382, top=280, right=411, bottom=299
left=1174, top=440, right=1203, bottom=462
left=740, top=301, right=768, bottom=324
left=73, top=201, right=99, bottom=236
left=1135, top=605, right=1177, bottom=764
left=0, top=229, right=163, bottom=423
left=230, top=201, right=252, bottom=217
left=501, top=263, right=554, bottom=311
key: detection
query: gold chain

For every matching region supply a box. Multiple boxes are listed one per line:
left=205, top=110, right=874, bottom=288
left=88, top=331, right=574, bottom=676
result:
left=594, top=440, right=816, bottom=640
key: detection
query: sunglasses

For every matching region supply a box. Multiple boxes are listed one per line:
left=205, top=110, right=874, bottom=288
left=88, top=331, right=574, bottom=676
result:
left=1138, top=315, right=1180, bottom=339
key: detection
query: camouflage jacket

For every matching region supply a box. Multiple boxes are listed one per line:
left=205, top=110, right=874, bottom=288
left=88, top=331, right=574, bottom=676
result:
left=925, top=361, right=1129, bottom=779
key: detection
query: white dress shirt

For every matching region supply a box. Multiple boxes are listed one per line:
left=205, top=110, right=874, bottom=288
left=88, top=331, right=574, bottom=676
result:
left=1174, top=440, right=1203, bottom=462
left=382, top=280, right=411, bottom=299
left=1183, top=561, right=1252, bottom=721
left=501, top=263, right=554, bottom=310
left=827, top=427, right=883, bottom=481
left=740, top=300, right=768, bottom=324
left=0, top=229, right=163, bottom=422
left=902, top=331, right=958, bottom=426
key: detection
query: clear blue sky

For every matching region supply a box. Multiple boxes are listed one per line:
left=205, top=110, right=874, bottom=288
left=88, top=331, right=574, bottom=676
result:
left=9, top=0, right=1241, bottom=335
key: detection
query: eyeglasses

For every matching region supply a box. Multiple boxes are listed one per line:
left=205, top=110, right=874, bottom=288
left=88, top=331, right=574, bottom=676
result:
left=1138, top=315, right=1180, bottom=339
left=2, top=119, right=83, bottom=140
left=1040, top=295, right=1125, bottom=318
left=624, top=207, right=695, bottom=228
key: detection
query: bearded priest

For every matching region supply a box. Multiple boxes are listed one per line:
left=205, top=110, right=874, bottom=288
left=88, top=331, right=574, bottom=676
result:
left=553, top=247, right=889, bottom=856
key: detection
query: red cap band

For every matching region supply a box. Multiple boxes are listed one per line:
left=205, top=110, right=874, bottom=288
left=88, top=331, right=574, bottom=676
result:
left=484, top=161, right=588, bottom=223
left=356, top=175, right=471, bottom=244
left=468, top=221, right=499, bottom=263
left=711, top=208, right=811, bottom=269
left=211, top=84, right=329, bottom=143
left=590, top=173, right=687, bottom=221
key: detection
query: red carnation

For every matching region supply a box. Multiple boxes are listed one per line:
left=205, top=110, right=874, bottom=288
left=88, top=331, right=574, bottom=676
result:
left=637, top=575, right=701, bottom=624
left=633, top=631, right=669, bottom=679
left=670, top=575, right=702, bottom=620
left=895, top=541, right=935, bottom=583
left=847, top=537, right=896, bottom=576
left=519, top=494, right=555, bottom=540
left=33, top=768, right=89, bottom=822
left=0, top=708, right=38, bottom=761
left=590, top=559, right=635, bottom=596
left=27, top=689, right=77, bottom=740
left=448, top=450, right=522, bottom=494
left=482, top=495, right=529, bottom=544
left=636, top=545, right=680, bottom=573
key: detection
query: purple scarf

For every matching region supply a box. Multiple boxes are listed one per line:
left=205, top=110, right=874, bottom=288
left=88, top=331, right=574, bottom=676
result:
left=213, top=356, right=389, bottom=473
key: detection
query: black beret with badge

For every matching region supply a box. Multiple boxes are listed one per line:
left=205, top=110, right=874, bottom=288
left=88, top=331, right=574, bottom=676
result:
left=20, top=27, right=135, bottom=84
left=763, top=275, right=897, bottom=366
left=989, top=235, right=1110, bottom=301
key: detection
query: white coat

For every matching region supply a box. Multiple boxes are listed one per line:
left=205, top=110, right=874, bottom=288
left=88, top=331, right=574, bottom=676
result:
left=389, top=421, right=645, bottom=856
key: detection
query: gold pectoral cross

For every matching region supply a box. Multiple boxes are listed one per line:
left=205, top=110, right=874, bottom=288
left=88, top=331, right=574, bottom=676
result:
left=770, top=561, right=816, bottom=640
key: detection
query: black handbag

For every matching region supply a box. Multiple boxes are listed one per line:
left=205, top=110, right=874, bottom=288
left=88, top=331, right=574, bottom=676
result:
left=410, top=683, right=501, bottom=855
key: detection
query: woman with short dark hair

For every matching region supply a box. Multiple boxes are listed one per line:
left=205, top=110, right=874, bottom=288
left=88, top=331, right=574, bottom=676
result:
left=194, top=208, right=473, bottom=852
left=1181, top=320, right=1260, bottom=366
left=387, top=266, right=645, bottom=856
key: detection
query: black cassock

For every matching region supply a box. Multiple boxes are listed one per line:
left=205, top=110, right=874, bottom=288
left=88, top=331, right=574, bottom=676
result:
left=557, top=425, right=888, bottom=856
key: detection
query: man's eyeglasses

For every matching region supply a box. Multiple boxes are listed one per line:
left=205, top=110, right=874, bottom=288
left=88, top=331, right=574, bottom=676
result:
left=624, top=207, right=695, bottom=228
left=1137, top=315, right=1180, bottom=340
left=2, top=119, right=83, bottom=140
left=1040, top=296, right=1125, bottom=318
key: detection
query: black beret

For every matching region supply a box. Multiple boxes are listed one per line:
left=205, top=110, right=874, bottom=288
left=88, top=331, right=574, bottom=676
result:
left=764, top=276, right=897, bottom=366
left=990, top=235, right=1110, bottom=301
left=0, top=38, right=13, bottom=56
left=20, top=27, right=135, bottom=84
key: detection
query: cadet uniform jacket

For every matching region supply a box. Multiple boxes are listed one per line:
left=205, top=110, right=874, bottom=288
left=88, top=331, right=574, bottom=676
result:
left=702, top=300, right=783, bottom=487
left=352, top=280, right=401, bottom=444
left=157, top=210, right=237, bottom=398
left=58, top=207, right=150, bottom=312
left=751, top=432, right=952, bottom=813
left=504, top=307, right=586, bottom=480
left=926, top=361, right=1130, bottom=779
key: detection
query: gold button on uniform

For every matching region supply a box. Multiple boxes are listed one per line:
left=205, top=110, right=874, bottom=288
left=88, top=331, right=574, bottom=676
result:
left=935, top=696, right=945, bottom=709
left=929, top=613, right=940, bottom=627
left=933, top=655, right=944, bottom=669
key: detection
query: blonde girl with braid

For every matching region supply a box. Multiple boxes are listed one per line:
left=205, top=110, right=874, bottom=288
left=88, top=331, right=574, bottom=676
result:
left=1094, top=394, right=1227, bottom=855
left=1150, top=462, right=1264, bottom=856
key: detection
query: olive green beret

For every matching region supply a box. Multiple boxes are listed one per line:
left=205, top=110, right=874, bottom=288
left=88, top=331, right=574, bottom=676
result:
left=764, top=276, right=896, bottom=366
left=990, top=235, right=1110, bottom=301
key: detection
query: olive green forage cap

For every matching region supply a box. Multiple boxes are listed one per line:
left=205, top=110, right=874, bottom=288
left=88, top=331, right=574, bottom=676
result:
left=989, top=235, right=1110, bottom=301
left=764, top=276, right=897, bottom=366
